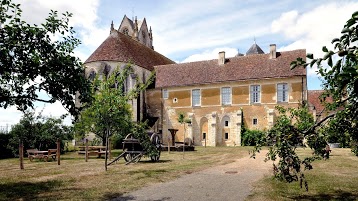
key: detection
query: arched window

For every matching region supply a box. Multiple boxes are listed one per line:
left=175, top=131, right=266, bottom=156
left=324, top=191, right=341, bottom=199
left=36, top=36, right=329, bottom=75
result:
left=88, top=70, right=96, bottom=81
left=103, top=64, right=111, bottom=78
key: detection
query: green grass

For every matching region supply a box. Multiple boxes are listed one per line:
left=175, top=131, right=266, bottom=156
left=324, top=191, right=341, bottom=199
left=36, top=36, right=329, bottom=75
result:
left=247, top=148, right=358, bottom=201
left=0, top=146, right=252, bottom=201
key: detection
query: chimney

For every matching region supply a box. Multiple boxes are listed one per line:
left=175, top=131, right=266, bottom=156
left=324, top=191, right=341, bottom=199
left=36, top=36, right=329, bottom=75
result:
left=218, top=51, right=225, bottom=65
left=269, top=44, right=276, bottom=59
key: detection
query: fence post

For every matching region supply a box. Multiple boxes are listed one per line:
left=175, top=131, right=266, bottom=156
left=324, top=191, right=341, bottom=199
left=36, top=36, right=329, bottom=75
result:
left=85, top=139, right=89, bottom=162
left=57, top=138, right=61, bottom=165
left=19, top=139, right=24, bottom=170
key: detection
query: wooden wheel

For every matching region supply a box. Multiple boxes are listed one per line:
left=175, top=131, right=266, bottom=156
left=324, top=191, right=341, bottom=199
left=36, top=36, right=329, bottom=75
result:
left=150, top=134, right=161, bottom=162
left=28, top=156, right=34, bottom=162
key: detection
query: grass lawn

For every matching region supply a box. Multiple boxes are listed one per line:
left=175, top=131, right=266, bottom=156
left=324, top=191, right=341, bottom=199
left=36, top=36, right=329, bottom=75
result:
left=247, top=148, right=358, bottom=201
left=0, top=146, right=253, bottom=201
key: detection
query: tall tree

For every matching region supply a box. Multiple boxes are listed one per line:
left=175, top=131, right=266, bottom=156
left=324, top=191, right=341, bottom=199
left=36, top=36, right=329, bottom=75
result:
left=0, top=0, right=92, bottom=117
left=256, top=11, right=358, bottom=190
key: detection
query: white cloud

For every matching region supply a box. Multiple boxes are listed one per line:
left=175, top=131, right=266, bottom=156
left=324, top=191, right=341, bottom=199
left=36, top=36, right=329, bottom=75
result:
left=272, top=2, right=358, bottom=76
left=182, top=47, right=238, bottom=63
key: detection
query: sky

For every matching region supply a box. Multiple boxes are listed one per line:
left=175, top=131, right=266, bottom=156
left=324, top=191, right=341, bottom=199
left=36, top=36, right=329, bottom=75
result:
left=1, top=0, right=357, bottom=127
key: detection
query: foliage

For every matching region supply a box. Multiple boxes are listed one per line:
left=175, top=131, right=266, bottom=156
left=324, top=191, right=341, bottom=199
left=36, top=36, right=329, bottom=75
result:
left=74, top=63, right=159, bottom=157
left=0, top=0, right=92, bottom=117
left=291, top=11, right=358, bottom=156
left=254, top=105, right=316, bottom=190
left=241, top=129, right=266, bottom=146
left=0, top=132, right=13, bottom=158
left=7, top=110, right=73, bottom=156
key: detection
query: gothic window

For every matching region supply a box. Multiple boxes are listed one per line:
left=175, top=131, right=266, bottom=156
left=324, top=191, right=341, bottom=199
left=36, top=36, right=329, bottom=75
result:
left=277, top=83, right=288, bottom=102
left=192, top=89, right=201, bottom=106
left=123, top=28, right=129, bottom=35
left=221, top=87, right=231, bottom=105
left=103, top=64, right=111, bottom=78
left=250, top=85, right=261, bottom=104
left=88, top=70, right=96, bottom=81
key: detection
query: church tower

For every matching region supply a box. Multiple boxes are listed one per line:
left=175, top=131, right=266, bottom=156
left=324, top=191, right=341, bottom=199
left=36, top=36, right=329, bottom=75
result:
left=113, top=15, right=154, bottom=49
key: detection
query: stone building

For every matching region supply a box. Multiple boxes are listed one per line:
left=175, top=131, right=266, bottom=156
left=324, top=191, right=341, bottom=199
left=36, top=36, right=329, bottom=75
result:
left=84, top=15, right=308, bottom=146
left=83, top=15, right=174, bottom=122
left=150, top=44, right=307, bottom=146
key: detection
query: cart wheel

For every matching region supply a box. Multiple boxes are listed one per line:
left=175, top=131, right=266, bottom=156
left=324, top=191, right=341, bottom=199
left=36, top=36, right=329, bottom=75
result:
left=44, top=156, right=48, bottom=162
left=131, top=153, right=142, bottom=163
left=123, top=149, right=132, bottom=162
left=29, top=156, right=34, bottom=162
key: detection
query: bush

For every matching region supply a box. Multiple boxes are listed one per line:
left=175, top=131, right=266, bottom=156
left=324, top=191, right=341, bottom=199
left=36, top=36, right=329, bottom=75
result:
left=241, top=129, right=266, bottom=146
left=0, top=133, right=14, bottom=159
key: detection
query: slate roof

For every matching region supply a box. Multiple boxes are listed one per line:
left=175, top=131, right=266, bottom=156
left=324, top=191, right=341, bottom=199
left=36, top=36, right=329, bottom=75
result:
left=155, top=49, right=306, bottom=88
left=246, top=43, right=265, bottom=55
left=85, top=31, right=175, bottom=71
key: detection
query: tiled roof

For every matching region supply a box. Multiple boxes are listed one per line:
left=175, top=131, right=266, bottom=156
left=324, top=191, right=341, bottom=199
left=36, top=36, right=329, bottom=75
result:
left=246, top=43, right=265, bottom=55
left=155, top=49, right=306, bottom=88
left=85, top=31, right=175, bottom=71
left=307, top=90, right=332, bottom=115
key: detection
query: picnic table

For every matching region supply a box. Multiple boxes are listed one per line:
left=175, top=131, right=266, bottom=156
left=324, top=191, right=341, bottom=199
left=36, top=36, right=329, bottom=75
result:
left=77, top=146, right=108, bottom=158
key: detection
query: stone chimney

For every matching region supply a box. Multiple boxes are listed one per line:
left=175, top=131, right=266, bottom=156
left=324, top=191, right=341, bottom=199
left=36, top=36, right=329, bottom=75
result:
left=269, top=44, right=276, bottom=59
left=218, top=51, right=225, bottom=65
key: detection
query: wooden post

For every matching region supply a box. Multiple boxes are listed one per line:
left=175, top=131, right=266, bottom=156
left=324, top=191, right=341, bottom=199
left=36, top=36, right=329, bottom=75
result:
left=85, top=139, right=89, bottom=162
left=168, top=135, right=170, bottom=154
left=108, top=139, right=111, bottom=160
left=19, top=140, right=24, bottom=170
left=57, top=138, right=60, bottom=165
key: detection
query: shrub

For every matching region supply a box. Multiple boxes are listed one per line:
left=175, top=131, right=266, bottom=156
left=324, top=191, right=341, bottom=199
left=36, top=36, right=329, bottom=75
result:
left=241, top=129, right=266, bottom=146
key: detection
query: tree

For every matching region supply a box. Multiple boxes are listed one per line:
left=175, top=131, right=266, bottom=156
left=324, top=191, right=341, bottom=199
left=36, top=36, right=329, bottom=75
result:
left=74, top=63, right=159, bottom=158
left=0, top=0, right=92, bottom=117
left=256, top=11, right=358, bottom=190
left=291, top=11, right=358, bottom=155
left=8, top=110, right=73, bottom=156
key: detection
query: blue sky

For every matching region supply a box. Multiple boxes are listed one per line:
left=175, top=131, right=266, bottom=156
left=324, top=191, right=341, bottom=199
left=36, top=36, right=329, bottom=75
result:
left=1, top=0, right=357, bottom=126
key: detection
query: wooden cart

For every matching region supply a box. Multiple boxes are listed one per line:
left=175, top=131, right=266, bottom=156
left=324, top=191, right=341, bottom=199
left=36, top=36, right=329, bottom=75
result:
left=108, top=133, right=161, bottom=165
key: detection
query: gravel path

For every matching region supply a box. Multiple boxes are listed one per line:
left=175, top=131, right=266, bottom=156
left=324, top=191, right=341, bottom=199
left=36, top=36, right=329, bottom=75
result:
left=113, top=150, right=271, bottom=201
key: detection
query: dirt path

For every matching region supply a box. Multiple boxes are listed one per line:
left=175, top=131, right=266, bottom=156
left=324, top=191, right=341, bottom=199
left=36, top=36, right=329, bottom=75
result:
left=113, top=150, right=271, bottom=201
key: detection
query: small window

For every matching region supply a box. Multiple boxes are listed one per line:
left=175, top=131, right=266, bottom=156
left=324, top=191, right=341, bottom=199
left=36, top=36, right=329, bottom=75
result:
left=225, top=121, right=229, bottom=127
left=277, top=83, right=288, bottom=102
left=225, top=133, right=229, bottom=140
left=250, top=85, right=261, bottom=103
left=253, top=118, right=258, bottom=125
left=123, top=28, right=129, bottom=35
left=163, top=89, right=168, bottom=99
left=88, top=70, right=96, bottom=81
left=203, top=133, right=206, bottom=139
left=221, top=87, right=231, bottom=105
left=192, top=89, right=201, bottom=106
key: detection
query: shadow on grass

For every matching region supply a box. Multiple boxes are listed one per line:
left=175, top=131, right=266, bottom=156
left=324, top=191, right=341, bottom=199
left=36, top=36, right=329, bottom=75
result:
left=0, top=180, right=63, bottom=201
left=139, top=159, right=172, bottom=164
left=103, top=193, right=171, bottom=201
left=290, top=190, right=358, bottom=201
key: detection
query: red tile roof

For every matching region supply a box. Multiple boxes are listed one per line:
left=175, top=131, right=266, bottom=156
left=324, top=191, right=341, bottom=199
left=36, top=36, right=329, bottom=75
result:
left=155, top=49, right=306, bottom=88
left=307, top=90, right=332, bottom=115
left=85, top=31, right=175, bottom=71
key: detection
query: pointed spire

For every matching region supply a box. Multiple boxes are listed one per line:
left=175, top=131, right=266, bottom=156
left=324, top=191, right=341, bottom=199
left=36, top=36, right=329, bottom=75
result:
left=110, top=20, right=114, bottom=34
left=133, top=16, right=138, bottom=39
left=149, top=26, right=153, bottom=39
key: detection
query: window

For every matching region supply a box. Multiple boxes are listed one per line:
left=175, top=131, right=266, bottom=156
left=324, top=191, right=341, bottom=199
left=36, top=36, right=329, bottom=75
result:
left=122, top=28, right=129, bottom=35
left=250, top=85, right=261, bottom=103
left=253, top=118, right=258, bottom=125
left=88, top=70, right=96, bottom=81
left=192, top=89, right=201, bottom=106
left=163, top=89, right=168, bottom=99
left=225, top=133, right=229, bottom=140
left=277, top=83, right=288, bottom=102
left=221, top=87, right=231, bottom=105
left=225, top=121, right=229, bottom=127
left=203, top=133, right=206, bottom=139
